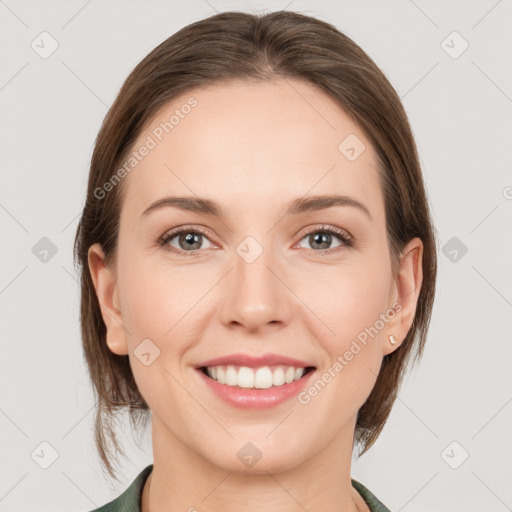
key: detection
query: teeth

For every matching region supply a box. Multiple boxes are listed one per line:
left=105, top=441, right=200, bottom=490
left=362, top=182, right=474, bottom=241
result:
left=272, top=367, right=285, bottom=386
left=204, top=365, right=308, bottom=389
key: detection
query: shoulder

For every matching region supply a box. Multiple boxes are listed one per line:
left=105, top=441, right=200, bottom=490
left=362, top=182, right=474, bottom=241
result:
left=351, top=478, right=393, bottom=512
left=87, top=464, right=153, bottom=512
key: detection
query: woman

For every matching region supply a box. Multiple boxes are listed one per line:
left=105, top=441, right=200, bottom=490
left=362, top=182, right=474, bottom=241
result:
left=75, top=9, right=437, bottom=512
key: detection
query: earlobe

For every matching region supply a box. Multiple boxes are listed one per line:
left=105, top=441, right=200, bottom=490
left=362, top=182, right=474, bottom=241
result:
left=87, top=243, right=129, bottom=356
left=383, top=237, right=424, bottom=356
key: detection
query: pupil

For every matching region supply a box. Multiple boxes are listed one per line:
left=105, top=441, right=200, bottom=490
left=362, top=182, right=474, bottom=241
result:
left=181, top=232, right=201, bottom=250
left=311, top=232, right=330, bottom=249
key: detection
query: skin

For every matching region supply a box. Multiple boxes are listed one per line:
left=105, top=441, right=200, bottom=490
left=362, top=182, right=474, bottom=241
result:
left=88, top=78, right=423, bottom=512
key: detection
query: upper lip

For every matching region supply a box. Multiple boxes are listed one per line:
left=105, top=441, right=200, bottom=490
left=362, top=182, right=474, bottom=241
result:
left=195, top=353, right=315, bottom=369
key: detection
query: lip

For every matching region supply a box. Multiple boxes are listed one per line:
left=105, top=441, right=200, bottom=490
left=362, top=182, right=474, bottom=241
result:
left=196, top=366, right=316, bottom=409
left=195, top=353, right=314, bottom=369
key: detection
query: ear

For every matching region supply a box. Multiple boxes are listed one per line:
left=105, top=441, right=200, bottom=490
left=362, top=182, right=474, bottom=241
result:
left=383, top=237, right=424, bottom=356
left=87, top=243, right=129, bottom=356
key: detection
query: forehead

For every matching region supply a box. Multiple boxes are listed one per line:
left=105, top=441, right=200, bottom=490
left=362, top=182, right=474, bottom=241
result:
left=120, top=78, right=382, bottom=219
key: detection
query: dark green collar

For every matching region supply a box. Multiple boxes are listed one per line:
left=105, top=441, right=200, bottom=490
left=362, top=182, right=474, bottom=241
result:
left=352, top=478, right=392, bottom=511
left=89, top=464, right=152, bottom=512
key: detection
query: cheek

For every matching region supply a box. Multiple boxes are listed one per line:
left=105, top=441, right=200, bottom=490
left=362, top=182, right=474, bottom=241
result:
left=117, top=253, right=212, bottom=372
left=117, top=257, right=198, bottom=410
left=298, top=254, right=391, bottom=376
left=297, top=266, right=389, bottom=411
left=309, top=262, right=390, bottom=333
left=116, top=249, right=185, bottom=342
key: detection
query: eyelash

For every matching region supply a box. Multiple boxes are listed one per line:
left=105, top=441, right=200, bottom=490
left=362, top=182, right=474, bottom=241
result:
left=157, top=225, right=353, bottom=256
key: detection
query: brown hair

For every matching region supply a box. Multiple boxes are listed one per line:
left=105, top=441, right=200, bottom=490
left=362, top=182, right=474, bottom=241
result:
left=74, top=10, right=437, bottom=480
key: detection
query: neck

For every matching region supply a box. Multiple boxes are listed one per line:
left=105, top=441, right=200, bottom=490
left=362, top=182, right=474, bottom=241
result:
left=142, top=415, right=368, bottom=512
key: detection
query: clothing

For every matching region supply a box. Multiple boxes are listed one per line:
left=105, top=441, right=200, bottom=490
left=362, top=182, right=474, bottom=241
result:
left=88, top=463, right=392, bottom=512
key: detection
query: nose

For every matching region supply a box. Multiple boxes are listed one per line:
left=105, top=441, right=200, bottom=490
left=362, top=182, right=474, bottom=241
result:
left=220, top=242, right=291, bottom=333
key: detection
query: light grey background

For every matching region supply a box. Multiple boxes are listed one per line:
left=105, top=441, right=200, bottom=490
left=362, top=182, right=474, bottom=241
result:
left=1, top=1, right=511, bottom=511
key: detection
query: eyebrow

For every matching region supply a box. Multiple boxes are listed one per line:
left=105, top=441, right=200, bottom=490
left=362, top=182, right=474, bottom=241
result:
left=140, top=194, right=372, bottom=221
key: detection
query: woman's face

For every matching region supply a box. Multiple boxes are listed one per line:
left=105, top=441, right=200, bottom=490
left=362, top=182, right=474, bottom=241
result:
left=89, top=78, right=422, bottom=473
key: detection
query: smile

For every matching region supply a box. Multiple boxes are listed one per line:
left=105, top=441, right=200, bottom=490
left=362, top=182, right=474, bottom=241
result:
left=200, top=364, right=316, bottom=389
left=196, top=365, right=316, bottom=409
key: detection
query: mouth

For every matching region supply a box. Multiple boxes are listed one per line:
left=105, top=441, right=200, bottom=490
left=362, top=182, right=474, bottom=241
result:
left=198, top=364, right=316, bottom=389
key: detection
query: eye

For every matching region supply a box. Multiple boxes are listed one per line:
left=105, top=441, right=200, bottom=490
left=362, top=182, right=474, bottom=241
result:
left=297, top=225, right=353, bottom=253
left=158, top=226, right=215, bottom=255
left=158, top=224, right=353, bottom=256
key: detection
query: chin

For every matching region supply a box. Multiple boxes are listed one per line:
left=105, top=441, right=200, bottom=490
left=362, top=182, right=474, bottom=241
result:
left=203, top=439, right=307, bottom=475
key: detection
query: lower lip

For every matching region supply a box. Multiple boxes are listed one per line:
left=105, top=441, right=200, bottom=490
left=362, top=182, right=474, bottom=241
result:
left=196, top=368, right=315, bottom=409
